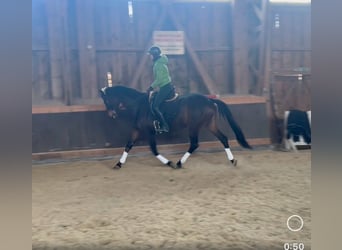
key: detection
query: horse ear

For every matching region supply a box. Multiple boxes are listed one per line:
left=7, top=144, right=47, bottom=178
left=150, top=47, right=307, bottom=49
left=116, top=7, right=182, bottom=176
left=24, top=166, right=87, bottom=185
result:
left=99, top=88, right=106, bottom=98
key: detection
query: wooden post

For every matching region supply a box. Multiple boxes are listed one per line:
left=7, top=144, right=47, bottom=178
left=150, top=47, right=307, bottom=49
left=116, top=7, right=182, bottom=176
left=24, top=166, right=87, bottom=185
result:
left=263, top=2, right=275, bottom=144
left=256, top=0, right=269, bottom=96
left=232, top=0, right=250, bottom=94
left=75, top=0, right=98, bottom=100
left=61, top=0, right=72, bottom=105
left=46, top=0, right=64, bottom=101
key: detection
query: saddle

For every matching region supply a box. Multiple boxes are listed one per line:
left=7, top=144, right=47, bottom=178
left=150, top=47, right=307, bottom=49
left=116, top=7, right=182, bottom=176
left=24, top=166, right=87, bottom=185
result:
left=164, top=92, right=179, bottom=102
left=149, top=85, right=179, bottom=103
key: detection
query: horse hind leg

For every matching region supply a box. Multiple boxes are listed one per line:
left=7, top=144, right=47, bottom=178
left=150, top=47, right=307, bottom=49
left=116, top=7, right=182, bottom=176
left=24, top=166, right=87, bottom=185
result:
left=208, top=119, right=237, bottom=166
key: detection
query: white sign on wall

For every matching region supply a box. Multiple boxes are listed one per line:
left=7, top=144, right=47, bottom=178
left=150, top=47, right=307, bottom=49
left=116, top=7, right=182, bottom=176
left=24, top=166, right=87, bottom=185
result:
left=153, top=31, right=185, bottom=55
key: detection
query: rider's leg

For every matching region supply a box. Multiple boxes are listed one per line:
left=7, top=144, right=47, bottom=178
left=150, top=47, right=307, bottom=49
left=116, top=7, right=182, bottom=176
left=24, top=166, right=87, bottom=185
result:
left=151, top=102, right=169, bottom=132
left=151, top=84, right=172, bottom=132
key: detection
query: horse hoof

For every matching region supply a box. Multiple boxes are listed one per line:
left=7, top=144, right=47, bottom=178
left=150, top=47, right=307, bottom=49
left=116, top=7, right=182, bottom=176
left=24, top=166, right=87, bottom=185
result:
left=176, top=161, right=182, bottom=169
left=113, top=162, right=122, bottom=169
left=169, top=161, right=180, bottom=169
left=230, top=159, right=237, bottom=166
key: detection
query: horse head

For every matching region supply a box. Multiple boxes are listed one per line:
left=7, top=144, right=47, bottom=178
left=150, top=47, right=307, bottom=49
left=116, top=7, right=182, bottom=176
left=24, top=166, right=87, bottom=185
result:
left=99, top=86, right=145, bottom=119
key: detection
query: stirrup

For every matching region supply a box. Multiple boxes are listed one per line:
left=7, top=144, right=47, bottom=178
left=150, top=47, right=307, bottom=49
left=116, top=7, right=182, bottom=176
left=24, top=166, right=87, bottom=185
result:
left=153, top=120, right=168, bottom=134
left=156, top=128, right=169, bottom=134
left=153, top=120, right=162, bottom=133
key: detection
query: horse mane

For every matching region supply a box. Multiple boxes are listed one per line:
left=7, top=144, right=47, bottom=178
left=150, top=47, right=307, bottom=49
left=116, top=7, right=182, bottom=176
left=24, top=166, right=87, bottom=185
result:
left=104, top=85, right=145, bottom=99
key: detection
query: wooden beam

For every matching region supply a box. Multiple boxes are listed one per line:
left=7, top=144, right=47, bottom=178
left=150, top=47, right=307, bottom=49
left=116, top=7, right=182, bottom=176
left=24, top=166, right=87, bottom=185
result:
left=219, top=95, right=266, bottom=105
left=167, top=7, right=218, bottom=94
left=32, top=105, right=105, bottom=114
left=32, top=95, right=266, bottom=114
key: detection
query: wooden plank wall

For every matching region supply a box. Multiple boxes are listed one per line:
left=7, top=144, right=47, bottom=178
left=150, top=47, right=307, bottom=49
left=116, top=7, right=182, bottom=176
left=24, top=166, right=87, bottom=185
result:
left=32, top=1, right=311, bottom=107
left=268, top=4, right=311, bottom=116
left=32, top=0, right=51, bottom=103
left=178, top=3, right=234, bottom=94
left=32, top=0, right=234, bottom=106
left=269, top=5, right=311, bottom=72
left=266, top=4, right=311, bottom=144
left=32, top=103, right=269, bottom=153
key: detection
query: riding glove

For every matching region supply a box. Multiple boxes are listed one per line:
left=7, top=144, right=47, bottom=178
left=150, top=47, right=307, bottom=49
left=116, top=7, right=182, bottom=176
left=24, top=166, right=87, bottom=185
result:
left=146, top=86, right=153, bottom=93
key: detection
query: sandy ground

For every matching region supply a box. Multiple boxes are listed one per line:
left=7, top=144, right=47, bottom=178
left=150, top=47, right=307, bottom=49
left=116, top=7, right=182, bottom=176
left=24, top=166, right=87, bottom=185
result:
left=32, top=149, right=311, bottom=250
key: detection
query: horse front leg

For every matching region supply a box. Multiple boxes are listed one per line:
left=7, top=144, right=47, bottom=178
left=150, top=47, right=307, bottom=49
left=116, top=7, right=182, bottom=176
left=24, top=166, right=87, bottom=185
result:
left=114, top=129, right=139, bottom=169
left=176, top=129, right=199, bottom=168
left=148, top=133, right=175, bottom=168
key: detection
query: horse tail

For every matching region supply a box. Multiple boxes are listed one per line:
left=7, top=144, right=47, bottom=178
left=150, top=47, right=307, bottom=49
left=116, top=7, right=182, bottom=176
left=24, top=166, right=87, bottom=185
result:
left=211, top=99, right=252, bottom=149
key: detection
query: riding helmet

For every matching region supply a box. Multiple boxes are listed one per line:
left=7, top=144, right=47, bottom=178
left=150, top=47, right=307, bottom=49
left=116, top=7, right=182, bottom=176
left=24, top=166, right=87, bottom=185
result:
left=148, top=46, right=162, bottom=57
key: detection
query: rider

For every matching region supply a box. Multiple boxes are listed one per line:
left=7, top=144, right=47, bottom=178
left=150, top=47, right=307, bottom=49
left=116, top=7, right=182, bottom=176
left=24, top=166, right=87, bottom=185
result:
left=146, top=45, right=174, bottom=133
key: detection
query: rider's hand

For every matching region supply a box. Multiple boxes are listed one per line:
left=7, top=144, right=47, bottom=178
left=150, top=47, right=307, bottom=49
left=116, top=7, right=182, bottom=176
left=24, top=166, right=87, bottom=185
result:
left=146, top=86, right=153, bottom=93
left=148, top=91, right=154, bottom=102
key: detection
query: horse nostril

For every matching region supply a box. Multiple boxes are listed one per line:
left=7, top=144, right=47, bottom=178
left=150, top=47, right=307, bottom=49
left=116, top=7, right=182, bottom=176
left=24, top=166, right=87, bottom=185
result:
left=108, top=110, right=117, bottom=119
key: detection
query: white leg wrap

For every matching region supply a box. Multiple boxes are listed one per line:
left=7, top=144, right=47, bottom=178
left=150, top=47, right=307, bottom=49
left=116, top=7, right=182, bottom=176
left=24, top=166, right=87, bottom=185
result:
left=120, top=151, right=128, bottom=164
left=225, top=148, right=234, bottom=161
left=307, top=110, right=311, bottom=127
left=180, top=152, right=191, bottom=164
left=156, top=154, right=169, bottom=164
left=289, top=139, right=298, bottom=152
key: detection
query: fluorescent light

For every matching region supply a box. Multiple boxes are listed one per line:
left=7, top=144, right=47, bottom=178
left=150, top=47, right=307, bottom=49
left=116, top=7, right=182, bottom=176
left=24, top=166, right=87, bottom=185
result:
left=128, top=1, right=133, bottom=17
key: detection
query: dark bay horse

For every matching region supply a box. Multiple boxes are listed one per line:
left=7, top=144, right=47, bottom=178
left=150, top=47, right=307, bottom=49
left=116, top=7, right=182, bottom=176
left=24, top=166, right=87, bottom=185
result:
left=99, top=85, right=252, bottom=169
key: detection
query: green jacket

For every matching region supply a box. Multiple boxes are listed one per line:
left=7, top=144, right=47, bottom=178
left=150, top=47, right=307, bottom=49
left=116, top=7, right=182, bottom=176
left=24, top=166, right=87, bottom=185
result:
left=151, top=55, right=171, bottom=89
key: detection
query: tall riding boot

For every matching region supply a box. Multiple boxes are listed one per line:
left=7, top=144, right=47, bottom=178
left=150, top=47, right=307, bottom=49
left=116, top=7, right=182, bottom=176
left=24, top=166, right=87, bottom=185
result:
left=159, top=114, right=169, bottom=132
left=154, top=109, right=169, bottom=132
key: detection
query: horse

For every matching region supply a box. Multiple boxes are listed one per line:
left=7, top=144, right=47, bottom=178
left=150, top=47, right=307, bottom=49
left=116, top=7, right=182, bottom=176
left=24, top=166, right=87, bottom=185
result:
left=99, top=85, right=252, bottom=169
